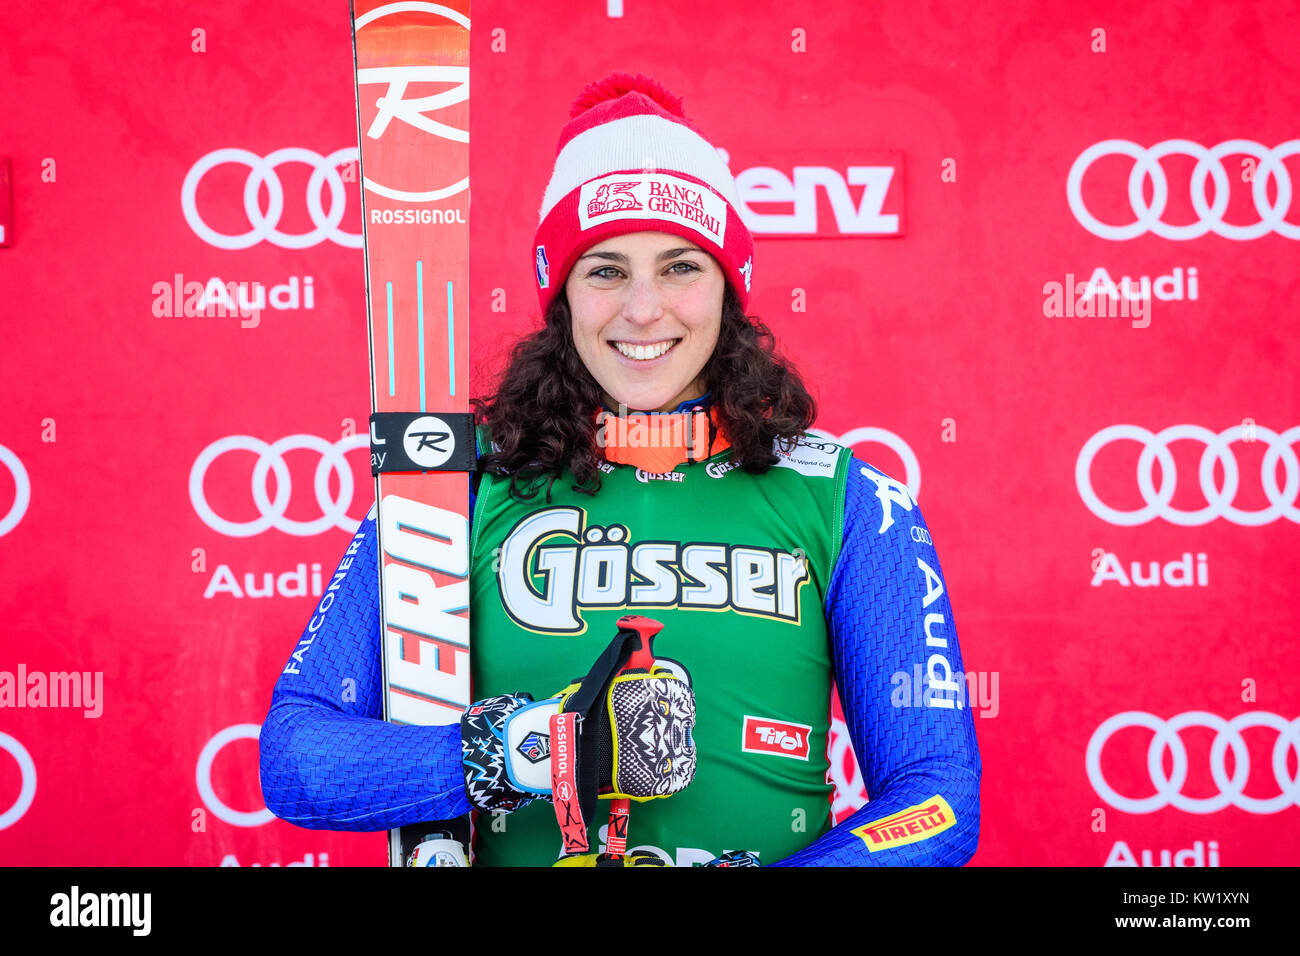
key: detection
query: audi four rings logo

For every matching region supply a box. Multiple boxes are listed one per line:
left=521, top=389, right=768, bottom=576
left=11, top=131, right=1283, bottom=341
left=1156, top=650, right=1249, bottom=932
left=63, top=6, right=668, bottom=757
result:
left=182, top=147, right=364, bottom=250
left=0, top=444, right=31, bottom=537
left=189, top=434, right=368, bottom=537
left=196, top=724, right=274, bottom=827
left=809, top=426, right=922, bottom=499
left=1076, top=424, right=1300, bottom=526
left=1068, top=139, right=1300, bottom=240
left=1087, top=711, right=1300, bottom=814
left=0, top=733, right=37, bottom=831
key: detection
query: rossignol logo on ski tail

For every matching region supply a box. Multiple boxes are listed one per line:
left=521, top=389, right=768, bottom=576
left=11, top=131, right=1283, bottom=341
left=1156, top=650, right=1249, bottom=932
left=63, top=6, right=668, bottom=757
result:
left=496, top=507, right=810, bottom=633
left=379, top=494, right=470, bottom=722
left=851, top=795, right=956, bottom=852
left=741, top=715, right=812, bottom=760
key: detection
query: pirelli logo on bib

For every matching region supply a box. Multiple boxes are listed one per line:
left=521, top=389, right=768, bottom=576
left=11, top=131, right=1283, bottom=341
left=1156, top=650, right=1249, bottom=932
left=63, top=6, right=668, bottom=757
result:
left=851, top=795, right=956, bottom=852
left=579, top=172, right=727, bottom=246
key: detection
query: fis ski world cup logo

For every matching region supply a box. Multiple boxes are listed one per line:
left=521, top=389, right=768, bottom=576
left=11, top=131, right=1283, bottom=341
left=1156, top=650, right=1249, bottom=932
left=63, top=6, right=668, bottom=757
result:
left=807, top=426, right=921, bottom=500
left=353, top=2, right=469, bottom=204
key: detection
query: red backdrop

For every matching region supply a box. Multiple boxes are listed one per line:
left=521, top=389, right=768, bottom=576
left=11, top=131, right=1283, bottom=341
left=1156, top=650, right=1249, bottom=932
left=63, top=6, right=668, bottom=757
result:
left=1, top=0, right=1297, bottom=866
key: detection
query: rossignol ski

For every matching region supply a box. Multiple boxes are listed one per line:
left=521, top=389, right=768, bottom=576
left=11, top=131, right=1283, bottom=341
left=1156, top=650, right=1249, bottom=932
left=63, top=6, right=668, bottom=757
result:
left=349, top=0, right=472, bottom=868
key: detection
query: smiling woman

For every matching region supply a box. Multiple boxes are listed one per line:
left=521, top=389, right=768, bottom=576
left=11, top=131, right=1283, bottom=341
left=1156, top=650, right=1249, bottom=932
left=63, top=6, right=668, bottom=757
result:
left=474, top=221, right=816, bottom=500
left=260, top=71, right=981, bottom=869
left=569, top=233, right=724, bottom=415
left=470, top=72, right=824, bottom=500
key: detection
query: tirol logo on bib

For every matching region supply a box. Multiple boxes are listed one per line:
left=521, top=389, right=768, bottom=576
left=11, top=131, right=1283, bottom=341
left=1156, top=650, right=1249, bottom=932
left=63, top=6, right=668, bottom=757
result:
left=579, top=172, right=727, bottom=246
left=741, top=715, right=812, bottom=760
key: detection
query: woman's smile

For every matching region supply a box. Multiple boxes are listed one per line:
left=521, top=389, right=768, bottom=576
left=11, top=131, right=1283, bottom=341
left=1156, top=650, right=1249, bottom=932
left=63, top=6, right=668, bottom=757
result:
left=609, top=337, right=680, bottom=362
left=566, top=232, right=725, bottom=412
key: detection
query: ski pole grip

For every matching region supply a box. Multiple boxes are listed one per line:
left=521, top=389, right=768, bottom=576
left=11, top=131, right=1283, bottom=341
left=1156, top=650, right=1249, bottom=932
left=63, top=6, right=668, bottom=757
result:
left=615, top=614, right=663, bottom=672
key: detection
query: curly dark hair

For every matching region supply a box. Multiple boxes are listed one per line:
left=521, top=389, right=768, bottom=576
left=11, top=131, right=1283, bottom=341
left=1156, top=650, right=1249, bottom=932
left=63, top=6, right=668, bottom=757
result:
left=472, top=283, right=816, bottom=500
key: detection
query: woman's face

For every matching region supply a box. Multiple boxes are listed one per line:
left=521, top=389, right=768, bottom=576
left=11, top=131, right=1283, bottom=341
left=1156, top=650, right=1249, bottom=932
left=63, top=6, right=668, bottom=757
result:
left=565, top=231, right=725, bottom=413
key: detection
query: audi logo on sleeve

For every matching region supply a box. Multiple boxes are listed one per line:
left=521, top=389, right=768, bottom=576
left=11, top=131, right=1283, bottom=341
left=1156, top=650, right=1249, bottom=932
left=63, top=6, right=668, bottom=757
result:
left=1067, top=139, right=1300, bottom=240
left=1086, top=711, right=1300, bottom=814
left=1076, top=424, right=1300, bottom=526
left=189, top=434, right=369, bottom=537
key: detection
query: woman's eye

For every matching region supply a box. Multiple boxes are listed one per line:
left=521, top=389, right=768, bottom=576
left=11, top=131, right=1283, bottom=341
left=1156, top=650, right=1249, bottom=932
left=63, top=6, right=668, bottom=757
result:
left=588, top=262, right=698, bottom=279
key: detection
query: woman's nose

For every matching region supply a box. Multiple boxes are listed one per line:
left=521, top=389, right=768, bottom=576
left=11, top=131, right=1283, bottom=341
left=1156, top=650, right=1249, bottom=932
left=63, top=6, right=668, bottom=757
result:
left=620, top=275, right=666, bottom=325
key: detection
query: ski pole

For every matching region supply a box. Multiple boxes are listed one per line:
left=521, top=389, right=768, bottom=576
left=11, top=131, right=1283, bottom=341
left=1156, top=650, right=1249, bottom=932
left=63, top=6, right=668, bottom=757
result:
left=602, top=615, right=663, bottom=862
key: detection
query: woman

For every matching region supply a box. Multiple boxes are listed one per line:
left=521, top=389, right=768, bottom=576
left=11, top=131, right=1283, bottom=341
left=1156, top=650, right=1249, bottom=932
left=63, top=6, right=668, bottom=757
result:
left=260, top=72, right=981, bottom=866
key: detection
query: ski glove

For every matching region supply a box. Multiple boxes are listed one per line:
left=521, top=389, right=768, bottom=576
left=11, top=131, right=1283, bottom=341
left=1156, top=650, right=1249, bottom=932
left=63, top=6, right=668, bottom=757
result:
left=459, top=617, right=697, bottom=816
left=461, top=693, right=544, bottom=814
left=704, top=850, right=762, bottom=867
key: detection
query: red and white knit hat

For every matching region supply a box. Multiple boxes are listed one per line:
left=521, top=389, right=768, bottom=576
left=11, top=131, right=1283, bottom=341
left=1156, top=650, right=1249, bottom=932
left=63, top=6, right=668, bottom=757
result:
left=532, top=71, right=754, bottom=316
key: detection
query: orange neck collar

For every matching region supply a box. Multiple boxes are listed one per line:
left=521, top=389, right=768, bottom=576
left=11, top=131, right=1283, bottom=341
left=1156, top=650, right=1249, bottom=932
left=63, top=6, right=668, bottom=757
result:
left=595, top=404, right=730, bottom=473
